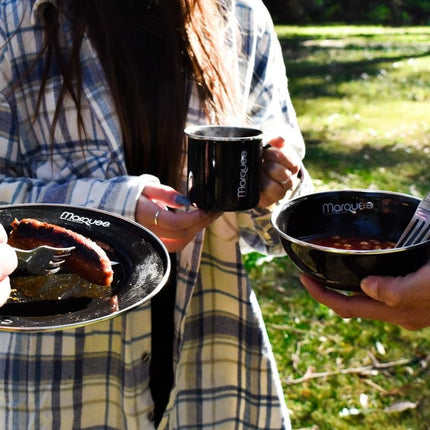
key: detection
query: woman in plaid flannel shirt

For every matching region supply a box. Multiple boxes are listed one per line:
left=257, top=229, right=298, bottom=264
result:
left=0, top=0, right=312, bottom=428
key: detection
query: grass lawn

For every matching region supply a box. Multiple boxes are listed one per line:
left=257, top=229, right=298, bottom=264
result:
left=247, top=25, right=430, bottom=429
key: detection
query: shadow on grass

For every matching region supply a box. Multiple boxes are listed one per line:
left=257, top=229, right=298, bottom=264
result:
left=277, top=33, right=430, bottom=98
left=304, top=138, right=430, bottom=193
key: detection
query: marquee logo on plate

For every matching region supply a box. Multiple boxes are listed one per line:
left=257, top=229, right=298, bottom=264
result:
left=322, top=200, right=374, bottom=215
left=59, top=211, right=111, bottom=227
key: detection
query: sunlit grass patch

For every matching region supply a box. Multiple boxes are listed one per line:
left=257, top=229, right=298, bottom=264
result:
left=279, top=25, right=430, bottom=195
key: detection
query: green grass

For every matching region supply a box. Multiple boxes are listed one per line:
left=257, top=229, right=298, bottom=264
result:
left=247, top=26, right=430, bottom=429
left=281, top=25, right=430, bottom=195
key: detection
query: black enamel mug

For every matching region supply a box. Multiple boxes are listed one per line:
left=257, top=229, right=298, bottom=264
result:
left=185, top=125, right=263, bottom=211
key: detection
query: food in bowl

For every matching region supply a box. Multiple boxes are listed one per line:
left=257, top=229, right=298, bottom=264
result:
left=305, top=235, right=395, bottom=251
left=272, top=190, right=430, bottom=291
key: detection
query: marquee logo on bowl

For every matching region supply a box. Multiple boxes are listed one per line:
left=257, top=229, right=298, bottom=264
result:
left=59, top=211, right=111, bottom=227
left=322, top=200, right=374, bottom=214
left=237, top=150, right=249, bottom=198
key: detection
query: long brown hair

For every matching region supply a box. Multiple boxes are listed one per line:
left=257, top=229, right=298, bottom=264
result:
left=34, top=0, right=237, bottom=187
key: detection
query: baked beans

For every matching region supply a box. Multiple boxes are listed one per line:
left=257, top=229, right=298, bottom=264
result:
left=305, top=235, right=395, bottom=250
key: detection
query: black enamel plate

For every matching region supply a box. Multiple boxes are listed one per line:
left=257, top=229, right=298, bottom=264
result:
left=0, top=204, right=170, bottom=332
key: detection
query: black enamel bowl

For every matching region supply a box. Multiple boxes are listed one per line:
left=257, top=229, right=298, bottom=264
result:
left=272, top=190, right=430, bottom=291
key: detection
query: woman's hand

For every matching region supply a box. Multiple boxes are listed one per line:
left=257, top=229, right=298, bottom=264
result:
left=136, top=183, right=220, bottom=253
left=259, top=136, right=301, bottom=208
left=300, top=263, right=430, bottom=330
left=0, top=225, right=17, bottom=306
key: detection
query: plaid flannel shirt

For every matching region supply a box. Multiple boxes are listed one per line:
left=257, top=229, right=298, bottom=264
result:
left=0, top=0, right=310, bottom=428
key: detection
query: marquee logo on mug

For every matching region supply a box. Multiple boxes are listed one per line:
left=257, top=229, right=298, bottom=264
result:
left=238, top=150, right=249, bottom=198
left=185, top=125, right=264, bottom=211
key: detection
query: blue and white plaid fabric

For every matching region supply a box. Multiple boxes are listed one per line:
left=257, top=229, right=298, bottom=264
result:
left=0, top=0, right=309, bottom=428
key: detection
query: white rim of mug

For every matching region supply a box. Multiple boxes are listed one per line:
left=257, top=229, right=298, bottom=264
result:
left=184, top=125, right=263, bottom=141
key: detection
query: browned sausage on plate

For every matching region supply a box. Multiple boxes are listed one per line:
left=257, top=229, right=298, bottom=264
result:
left=8, top=218, right=114, bottom=286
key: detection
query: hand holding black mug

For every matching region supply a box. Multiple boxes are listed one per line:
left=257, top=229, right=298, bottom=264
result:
left=186, top=125, right=264, bottom=211
left=185, top=125, right=302, bottom=212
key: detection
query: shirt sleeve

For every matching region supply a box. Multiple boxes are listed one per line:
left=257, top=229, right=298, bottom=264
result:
left=235, top=0, right=313, bottom=255
left=0, top=91, right=158, bottom=220
left=237, top=0, right=305, bottom=158
left=0, top=13, right=160, bottom=221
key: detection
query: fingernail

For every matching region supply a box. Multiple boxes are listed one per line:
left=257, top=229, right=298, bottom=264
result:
left=175, top=194, right=191, bottom=208
left=361, top=278, right=377, bottom=295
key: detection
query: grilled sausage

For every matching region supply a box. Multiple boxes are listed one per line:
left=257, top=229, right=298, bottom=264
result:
left=8, top=218, right=113, bottom=286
